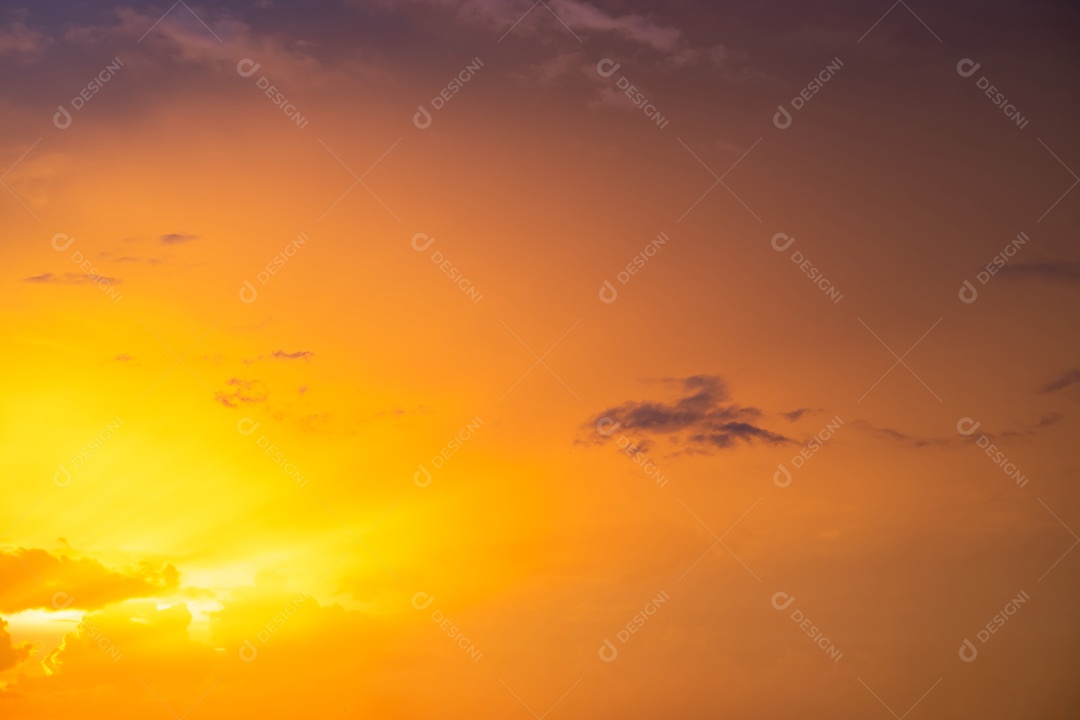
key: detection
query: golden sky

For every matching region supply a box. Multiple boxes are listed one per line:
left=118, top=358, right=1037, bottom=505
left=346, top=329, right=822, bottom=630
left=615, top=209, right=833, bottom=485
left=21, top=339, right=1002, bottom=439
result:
left=2, top=0, right=1080, bottom=717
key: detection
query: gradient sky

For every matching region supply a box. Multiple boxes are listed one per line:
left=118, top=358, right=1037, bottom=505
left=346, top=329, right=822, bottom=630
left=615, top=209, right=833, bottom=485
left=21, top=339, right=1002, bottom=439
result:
left=2, top=1, right=1080, bottom=717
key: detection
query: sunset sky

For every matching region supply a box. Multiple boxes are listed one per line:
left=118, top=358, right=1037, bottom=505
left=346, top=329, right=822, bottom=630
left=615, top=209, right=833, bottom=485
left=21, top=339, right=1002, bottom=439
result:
left=2, top=0, right=1080, bottom=717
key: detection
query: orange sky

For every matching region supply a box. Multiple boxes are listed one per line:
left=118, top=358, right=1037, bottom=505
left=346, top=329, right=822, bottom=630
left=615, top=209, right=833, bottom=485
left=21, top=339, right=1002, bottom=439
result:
left=2, top=1, right=1080, bottom=717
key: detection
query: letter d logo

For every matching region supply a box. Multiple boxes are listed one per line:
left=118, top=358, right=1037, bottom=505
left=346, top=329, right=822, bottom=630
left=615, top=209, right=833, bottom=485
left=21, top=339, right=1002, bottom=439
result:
left=413, top=105, right=432, bottom=130
left=239, top=280, right=258, bottom=304
left=237, top=417, right=260, bottom=436
left=956, top=58, right=981, bottom=78
left=411, top=591, right=434, bottom=610
left=959, top=279, right=978, bottom=304
left=958, top=638, right=978, bottom=662
left=773, top=464, right=792, bottom=488
left=54, top=464, right=72, bottom=488
left=771, top=233, right=795, bottom=252
left=51, top=592, right=75, bottom=610
left=51, top=233, right=76, bottom=251
left=596, top=417, right=621, bottom=437
left=771, top=591, right=795, bottom=611
left=237, top=58, right=261, bottom=78
left=598, top=638, right=618, bottom=662
left=956, top=417, right=981, bottom=436
left=596, top=58, right=621, bottom=78
left=414, top=464, right=432, bottom=488
left=53, top=105, right=72, bottom=130
left=411, top=233, right=435, bottom=252
left=239, top=639, right=258, bottom=662
left=773, top=104, right=792, bottom=130
left=598, top=280, right=618, bottom=304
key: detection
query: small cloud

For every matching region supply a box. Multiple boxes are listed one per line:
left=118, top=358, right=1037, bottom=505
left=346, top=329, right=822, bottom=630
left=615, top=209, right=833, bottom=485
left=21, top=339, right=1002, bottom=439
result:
left=371, top=404, right=433, bottom=420
left=1038, top=369, right=1080, bottom=395
left=113, top=353, right=135, bottom=363
left=1035, top=412, right=1064, bottom=428
left=580, top=375, right=790, bottom=454
left=214, top=378, right=269, bottom=408
left=781, top=408, right=818, bottom=422
left=159, top=233, right=198, bottom=244
left=1001, top=261, right=1080, bottom=283
left=1001, top=412, right=1066, bottom=438
left=243, top=350, right=316, bottom=364
left=270, top=350, right=314, bottom=361
left=23, top=272, right=122, bottom=285
left=111, top=255, right=166, bottom=265
left=851, top=420, right=953, bottom=448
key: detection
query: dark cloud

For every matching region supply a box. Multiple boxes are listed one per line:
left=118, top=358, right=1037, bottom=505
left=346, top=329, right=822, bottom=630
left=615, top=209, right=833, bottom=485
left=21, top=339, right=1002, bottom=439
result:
left=214, top=378, right=270, bottom=408
left=781, top=408, right=817, bottom=422
left=0, top=548, right=179, bottom=613
left=1035, top=412, right=1064, bottom=428
left=23, top=272, right=121, bottom=285
left=581, top=375, right=790, bottom=453
left=1001, top=261, right=1080, bottom=283
left=242, top=350, right=316, bottom=364
left=1038, top=369, right=1080, bottom=394
left=159, top=233, right=198, bottom=244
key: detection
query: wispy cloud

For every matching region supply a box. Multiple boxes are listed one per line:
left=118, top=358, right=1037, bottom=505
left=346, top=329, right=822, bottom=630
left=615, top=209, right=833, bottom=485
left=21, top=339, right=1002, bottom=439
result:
left=1038, top=369, right=1080, bottom=394
left=214, top=377, right=270, bottom=407
left=781, top=407, right=820, bottom=422
left=243, top=350, right=316, bottom=364
left=851, top=420, right=954, bottom=448
left=1001, top=261, right=1080, bottom=283
left=23, top=272, right=121, bottom=285
left=159, top=232, right=199, bottom=244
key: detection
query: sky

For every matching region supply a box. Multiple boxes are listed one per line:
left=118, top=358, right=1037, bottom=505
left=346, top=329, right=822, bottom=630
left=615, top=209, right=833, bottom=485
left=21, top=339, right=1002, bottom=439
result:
left=1, top=0, right=1079, bottom=717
